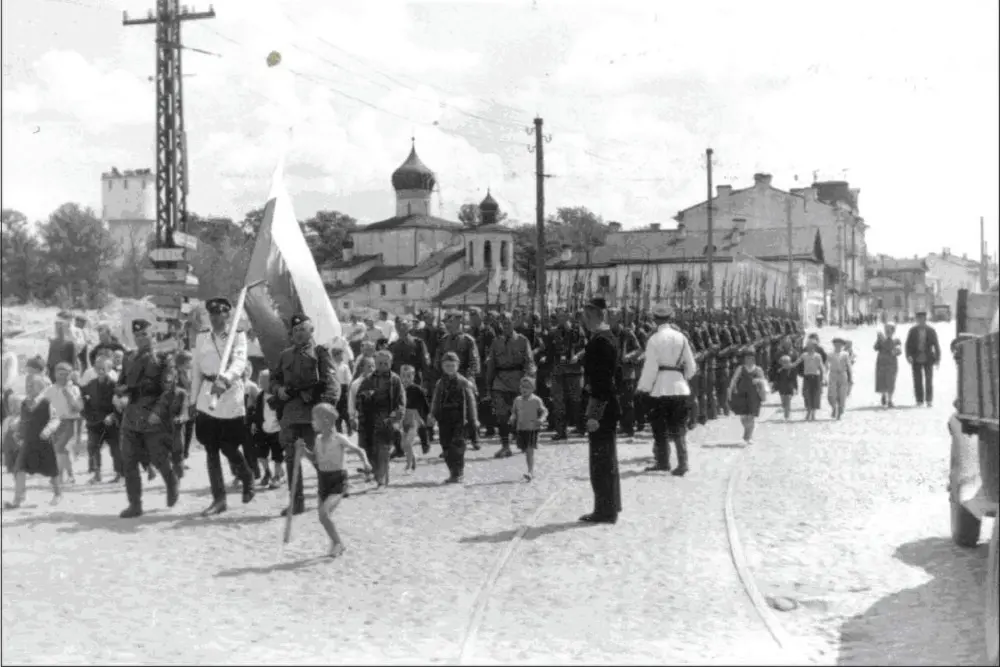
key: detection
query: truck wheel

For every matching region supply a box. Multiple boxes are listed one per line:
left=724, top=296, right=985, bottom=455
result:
left=951, top=500, right=982, bottom=547
left=987, top=521, right=999, bottom=667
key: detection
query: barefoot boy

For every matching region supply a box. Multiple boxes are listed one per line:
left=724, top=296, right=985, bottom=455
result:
left=296, top=403, right=371, bottom=558
left=510, top=376, right=547, bottom=481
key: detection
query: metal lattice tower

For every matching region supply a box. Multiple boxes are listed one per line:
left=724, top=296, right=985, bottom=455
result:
left=124, top=1, right=214, bottom=248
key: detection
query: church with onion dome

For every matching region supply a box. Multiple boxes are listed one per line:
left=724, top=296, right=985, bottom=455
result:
left=321, top=141, right=515, bottom=314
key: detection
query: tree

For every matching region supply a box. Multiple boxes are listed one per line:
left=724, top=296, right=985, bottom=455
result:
left=457, top=203, right=508, bottom=227
left=1, top=209, right=45, bottom=303
left=37, top=203, right=117, bottom=308
left=187, top=212, right=254, bottom=300
left=547, top=206, right=607, bottom=264
left=302, top=210, right=357, bottom=267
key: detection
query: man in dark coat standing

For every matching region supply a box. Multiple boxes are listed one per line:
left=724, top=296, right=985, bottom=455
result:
left=904, top=310, right=941, bottom=407
left=580, top=297, right=621, bottom=524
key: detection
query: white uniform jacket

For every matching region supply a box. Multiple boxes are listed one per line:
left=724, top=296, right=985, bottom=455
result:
left=637, top=323, right=697, bottom=397
left=190, top=330, right=248, bottom=419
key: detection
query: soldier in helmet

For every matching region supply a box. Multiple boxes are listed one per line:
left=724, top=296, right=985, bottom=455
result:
left=485, top=312, right=535, bottom=458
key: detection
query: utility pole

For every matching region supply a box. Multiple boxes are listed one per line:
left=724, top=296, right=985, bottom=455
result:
left=981, top=216, right=989, bottom=291
left=706, top=148, right=715, bottom=310
left=785, top=196, right=795, bottom=317
left=850, top=220, right=857, bottom=317
left=124, top=0, right=215, bottom=248
left=531, top=118, right=551, bottom=319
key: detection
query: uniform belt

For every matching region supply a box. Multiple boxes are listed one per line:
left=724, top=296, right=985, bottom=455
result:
left=657, top=366, right=683, bottom=373
left=202, top=373, right=218, bottom=382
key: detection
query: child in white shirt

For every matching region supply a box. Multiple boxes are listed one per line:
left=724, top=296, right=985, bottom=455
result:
left=332, top=349, right=353, bottom=435
left=510, top=377, right=548, bottom=481
left=297, top=403, right=371, bottom=559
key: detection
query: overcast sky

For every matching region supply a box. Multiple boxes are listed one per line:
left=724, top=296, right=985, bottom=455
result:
left=3, top=0, right=998, bottom=259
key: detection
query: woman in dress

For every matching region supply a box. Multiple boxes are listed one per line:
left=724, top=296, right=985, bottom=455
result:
left=873, top=322, right=901, bottom=408
left=728, top=348, right=768, bottom=444
left=5, top=374, right=62, bottom=508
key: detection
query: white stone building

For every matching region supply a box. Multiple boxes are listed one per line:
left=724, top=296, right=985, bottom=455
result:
left=322, top=143, right=515, bottom=314
left=101, top=167, right=155, bottom=268
left=925, top=248, right=990, bottom=309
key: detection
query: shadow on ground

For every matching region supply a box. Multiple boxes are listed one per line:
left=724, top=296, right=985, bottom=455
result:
left=459, top=520, right=601, bottom=544
left=836, top=536, right=989, bottom=666
left=1, top=509, right=276, bottom=534
left=214, top=556, right=331, bottom=578
left=848, top=405, right=921, bottom=413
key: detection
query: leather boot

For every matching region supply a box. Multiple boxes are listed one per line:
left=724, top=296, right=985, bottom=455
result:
left=201, top=500, right=227, bottom=516
left=119, top=504, right=143, bottom=519
left=672, top=437, right=689, bottom=477
left=165, top=475, right=179, bottom=508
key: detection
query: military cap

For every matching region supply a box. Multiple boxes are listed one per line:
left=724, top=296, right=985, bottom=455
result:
left=651, top=302, right=674, bottom=319
left=832, top=337, right=845, bottom=344
left=585, top=297, right=607, bottom=311
left=74, top=315, right=88, bottom=326
left=205, top=297, right=233, bottom=315
left=25, top=356, right=46, bottom=372
left=468, top=307, right=482, bottom=315
left=441, top=351, right=460, bottom=363
left=56, top=310, right=73, bottom=320
left=290, top=313, right=311, bottom=328
left=915, top=310, right=927, bottom=317
left=740, top=346, right=756, bottom=358
left=132, top=318, right=153, bottom=334
left=445, top=309, right=463, bottom=320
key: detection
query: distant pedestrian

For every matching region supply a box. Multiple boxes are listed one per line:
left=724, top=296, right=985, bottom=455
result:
left=296, top=403, right=371, bottom=559
left=795, top=337, right=827, bottom=421
left=510, top=376, right=548, bottom=482
left=727, top=348, right=768, bottom=444
left=874, top=322, right=901, bottom=408
left=773, top=354, right=799, bottom=420
left=904, top=310, right=940, bottom=407
left=827, top=338, right=853, bottom=420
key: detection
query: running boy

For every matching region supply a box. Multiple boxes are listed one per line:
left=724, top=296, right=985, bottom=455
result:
left=399, top=365, right=429, bottom=472
left=773, top=354, right=799, bottom=421
left=296, top=403, right=372, bottom=559
left=510, top=376, right=548, bottom=482
left=428, top=351, right=477, bottom=485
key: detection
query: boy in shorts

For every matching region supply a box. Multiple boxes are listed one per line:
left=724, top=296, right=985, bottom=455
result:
left=296, top=403, right=371, bottom=558
left=510, top=376, right=548, bottom=482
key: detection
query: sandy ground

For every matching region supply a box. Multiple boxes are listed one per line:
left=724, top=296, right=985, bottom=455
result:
left=735, top=323, right=994, bottom=666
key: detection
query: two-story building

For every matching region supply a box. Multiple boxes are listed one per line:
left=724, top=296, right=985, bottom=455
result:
left=545, top=224, right=828, bottom=325
left=670, top=173, right=869, bottom=322
left=925, top=247, right=990, bottom=309
left=322, top=143, right=515, bottom=315
left=101, top=167, right=156, bottom=267
left=867, top=255, right=932, bottom=320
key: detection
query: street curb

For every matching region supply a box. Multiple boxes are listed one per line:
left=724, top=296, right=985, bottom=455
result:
left=723, top=407, right=807, bottom=662
left=458, top=486, right=567, bottom=665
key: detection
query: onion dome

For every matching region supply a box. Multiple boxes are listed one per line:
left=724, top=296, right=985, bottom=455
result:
left=391, top=142, right=436, bottom=192
left=479, top=189, right=499, bottom=214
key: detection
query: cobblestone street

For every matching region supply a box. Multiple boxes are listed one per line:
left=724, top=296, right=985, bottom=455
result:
left=736, top=323, right=994, bottom=666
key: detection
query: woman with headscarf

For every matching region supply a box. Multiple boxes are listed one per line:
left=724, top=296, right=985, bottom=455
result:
left=874, top=321, right=901, bottom=408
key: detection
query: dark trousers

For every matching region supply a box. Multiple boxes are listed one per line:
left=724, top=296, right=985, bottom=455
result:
left=257, top=431, right=283, bottom=462
left=588, top=413, right=621, bottom=519
left=911, top=362, right=935, bottom=404
left=195, top=412, right=253, bottom=503
left=361, top=422, right=396, bottom=486
left=551, top=371, right=583, bottom=435
left=439, top=411, right=467, bottom=478
left=715, top=365, right=731, bottom=415
left=617, top=378, right=636, bottom=435
left=181, top=420, right=194, bottom=458
left=648, top=396, right=689, bottom=470
left=230, top=420, right=260, bottom=479
left=335, top=386, right=351, bottom=435
left=281, top=423, right=315, bottom=507
left=120, top=426, right=175, bottom=509
left=86, top=423, right=121, bottom=475
left=475, top=377, right=495, bottom=433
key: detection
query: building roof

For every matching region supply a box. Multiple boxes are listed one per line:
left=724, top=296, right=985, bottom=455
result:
left=479, top=189, right=499, bottom=213
left=391, top=144, right=436, bottom=192
left=353, top=265, right=412, bottom=284
left=462, top=223, right=514, bottom=235
left=434, top=274, right=488, bottom=303
left=322, top=254, right=379, bottom=270
left=546, top=227, right=824, bottom=269
left=868, top=276, right=904, bottom=290
left=871, top=256, right=927, bottom=272
left=400, top=248, right=466, bottom=280
left=358, top=214, right=462, bottom=233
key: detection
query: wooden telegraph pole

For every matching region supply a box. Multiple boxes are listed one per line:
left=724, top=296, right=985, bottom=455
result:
left=532, top=118, right=551, bottom=319
left=705, top=148, right=715, bottom=310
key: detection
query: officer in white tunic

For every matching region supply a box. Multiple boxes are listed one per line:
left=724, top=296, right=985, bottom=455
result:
left=190, top=297, right=256, bottom=516
left=637, top=302, right=697, bottom=476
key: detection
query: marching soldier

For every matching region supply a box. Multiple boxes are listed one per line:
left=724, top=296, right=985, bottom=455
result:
left=468, top=308, right=496, bottom=439
left=356, top=349, right=405, bottom=489
left=485, top=312, right=535, bottom=458
left=115, top=318, right=179, bottom=519
left=190, top=297, right=256, bottom=516
left=608, top=308, right=641, bottom=437
left=389, top=315, right=432, bottom=457
left=547, top=309, right=585, bottom=441
left=579, top=297, right=621, bottom=524
left=435, top=310, right=481, bottom=449
left=271, top=313, right=340, bottom=516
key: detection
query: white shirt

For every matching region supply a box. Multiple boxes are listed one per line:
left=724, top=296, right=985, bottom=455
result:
left=637, top=323, right=697, bottom=397
left=190, top=330, right=248, bottom=419
left=43, top=383, right=83, bottom=419
left=1, top=351, right=18, bottom=392
left=260, top=392, right=281, bottom=434
left=80, top=366, right=119, bottom=386
left=348, top=376, right=366, bottom=421
left=348, top=322, right=367, bottom=343
left=334, top=361, right=353, bottom=386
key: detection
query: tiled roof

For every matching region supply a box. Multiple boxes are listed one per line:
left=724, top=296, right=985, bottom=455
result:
left=359, top=214, right=461, bottom=232
left=869, top=276, right=904, bottom=290
left=322, top=254, right=379, bottom=270
left=547, top=227, right=823, bottom=269
left=871, top=257, right=927, bottom=272
left=434, top=274, right=488, bottom=303
left=353, top=266, right=412, bottom=284
left=463, top=223, right=514, bottom=235
left=401, top=249, right=465, bottom=279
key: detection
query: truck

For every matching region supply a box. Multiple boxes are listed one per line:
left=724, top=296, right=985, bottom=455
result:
left=932, top=303, right=952, bottom=322
left=948, top=286, right=999, bottom=666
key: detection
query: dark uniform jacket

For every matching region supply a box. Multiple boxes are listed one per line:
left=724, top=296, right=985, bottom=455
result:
left=583, top=327, right=620, bottom=422
left=271, top=341, right=340, bottom=425
left=435, top=331, right=481, bottom=380
left=389, top=335, right=431, bottom=385
left=116, top=347, right=175, bottom=432
left=430, top=374, right=478, bottom=426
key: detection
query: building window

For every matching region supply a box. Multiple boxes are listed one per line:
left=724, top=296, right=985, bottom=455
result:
left=483, top=240, right=493, bottom=268
left=674, top=271, right=690, bottom=292
left=342, top=301, right=352, bottom=310
left=500, top=279, right=508, bottom=292
left=142, top=179, right=148, bottom=190
left=124, top=179, right=129, bottom=190
left=380, top=284, right=387, bottom=296
left=893, top=294, right=902, bottom=307
left=500, top=241, right=509, bottom=269
left=632, top=272, right=642, bottom=291
left=401, top=283, right=408, bottom=296
left=107, top=181, right=112, bottom=192
left=468, top=241, right=474, bottom=269
left=598, top=275, right=611, bottom=290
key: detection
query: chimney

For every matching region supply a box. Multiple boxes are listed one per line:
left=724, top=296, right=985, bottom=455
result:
left=676, top=222, right=687, bottom=239
left=608, top=221, right=622, bottom=231
left=753, top=173, right=772, bottom=187
left=560, top=244, right=572, bottom=262
left=716, top=185, right=732, bottom=198
left=342, top=239, right=354, bottom=262
left=649, top=223, right=661, bottom=231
